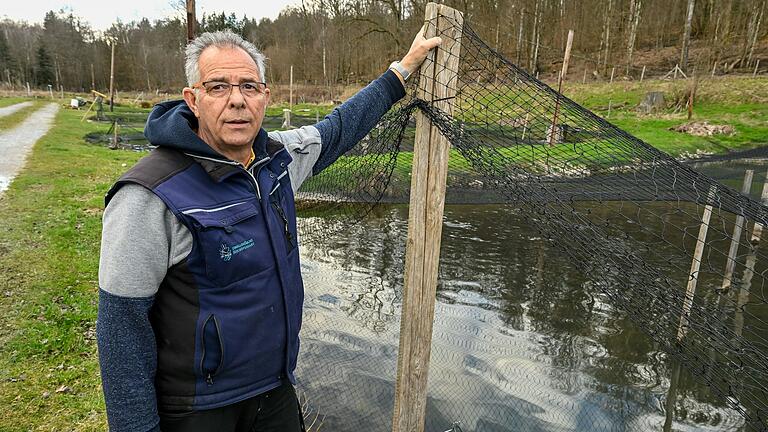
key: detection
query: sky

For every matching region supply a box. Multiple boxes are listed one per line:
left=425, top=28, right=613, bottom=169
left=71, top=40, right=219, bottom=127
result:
left=0, top=0, right=303, bottom=31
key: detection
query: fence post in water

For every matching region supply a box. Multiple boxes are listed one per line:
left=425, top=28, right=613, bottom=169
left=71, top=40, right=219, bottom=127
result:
left=677, top=186, right=717, bottom=341
left=735, top=170, right=768, bottom=337
left=392, top=4, right=462, bottom=432
left=721, top=170, right=754, bottom=293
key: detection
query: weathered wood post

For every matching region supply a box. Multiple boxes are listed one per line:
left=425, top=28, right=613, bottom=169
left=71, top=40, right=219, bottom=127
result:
left=186, top=0, right=196, bottom=43
left=735, top=170, right=768, bottom=337
left=677, top=187, right=717, bottom=341
left=548, top=30, right=574, bottom=146
left=640, top=65, right=646, bottom=82
left=109, top=41, right=115, bottom=112
left=392, top=4, right=462, bottom=432
left=721, top=170, right=754, bottom=293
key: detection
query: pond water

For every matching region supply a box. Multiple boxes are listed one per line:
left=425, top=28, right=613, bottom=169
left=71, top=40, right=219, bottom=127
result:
left=294, top=158, right=768, bottom=432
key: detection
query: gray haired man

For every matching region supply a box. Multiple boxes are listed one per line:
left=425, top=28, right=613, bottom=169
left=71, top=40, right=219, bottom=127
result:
left=97, top=29, right=440, bottom=432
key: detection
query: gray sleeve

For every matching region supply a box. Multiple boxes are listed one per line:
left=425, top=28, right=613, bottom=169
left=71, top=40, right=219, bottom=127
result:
left=269, top=126, right=322, bottom=194
left=99, top=184, right=192, bottom=298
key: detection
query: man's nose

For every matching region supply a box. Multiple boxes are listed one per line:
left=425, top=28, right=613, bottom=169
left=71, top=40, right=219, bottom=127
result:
left=228, top=85, right=246, bottom=107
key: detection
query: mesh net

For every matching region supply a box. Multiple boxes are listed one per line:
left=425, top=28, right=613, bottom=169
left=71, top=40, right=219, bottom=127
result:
left=294, top=12, right=768, bottom=432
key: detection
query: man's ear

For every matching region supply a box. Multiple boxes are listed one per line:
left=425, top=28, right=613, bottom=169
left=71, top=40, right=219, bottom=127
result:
left=182, top=87, right=200, bottom=118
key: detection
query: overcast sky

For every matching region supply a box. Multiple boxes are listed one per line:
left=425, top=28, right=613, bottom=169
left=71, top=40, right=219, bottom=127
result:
left=1, top=0, right=303, bottom=31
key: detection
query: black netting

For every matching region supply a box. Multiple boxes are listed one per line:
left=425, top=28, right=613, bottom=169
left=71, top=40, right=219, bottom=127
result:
left=294, top=13, right=768, bottom=432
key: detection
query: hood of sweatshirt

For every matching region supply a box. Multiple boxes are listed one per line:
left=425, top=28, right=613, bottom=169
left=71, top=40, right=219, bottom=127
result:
left=144, top=99, right=268, bottom=161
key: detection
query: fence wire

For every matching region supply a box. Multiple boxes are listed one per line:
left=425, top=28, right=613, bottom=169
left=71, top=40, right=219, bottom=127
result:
left=294, top=13, right=768, bottom=432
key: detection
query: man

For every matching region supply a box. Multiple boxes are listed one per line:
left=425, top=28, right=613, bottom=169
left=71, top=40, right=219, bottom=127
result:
left=97, top=29, right=440, bottom=432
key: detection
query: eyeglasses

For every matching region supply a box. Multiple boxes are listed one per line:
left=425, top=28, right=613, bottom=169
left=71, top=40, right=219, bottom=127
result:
left=195, top=81, right=268, bottom=98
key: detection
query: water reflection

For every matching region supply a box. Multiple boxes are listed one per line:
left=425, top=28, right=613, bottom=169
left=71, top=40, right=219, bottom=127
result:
left=294, top=159, right=768, bottom=431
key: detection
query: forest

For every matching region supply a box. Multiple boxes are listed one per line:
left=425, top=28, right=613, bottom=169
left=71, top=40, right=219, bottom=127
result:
left=0, top=0, right=764, bottom=93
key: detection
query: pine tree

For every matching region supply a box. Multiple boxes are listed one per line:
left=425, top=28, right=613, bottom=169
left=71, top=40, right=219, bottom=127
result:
left=34, top=44, right=54, bottom=87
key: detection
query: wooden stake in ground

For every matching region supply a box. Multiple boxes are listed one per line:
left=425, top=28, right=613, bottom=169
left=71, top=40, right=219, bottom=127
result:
left=677, top=187, right=717, bottom=341
left=548, top=30, right=574, bottom=146
left=186, top=0, right=196, bottom=43
left=109, top=41, right=115, bottom=112
left=610, top=67, right=615, bottom=83
left=735, top=169, right=768, bottom=338
left=289, top=65, right=294, bottom=111
left=687, top=70, right=698, bottom=120
left=754, top=59, right=761, bottom=77
left=392, top=4, right=462, bottom=432
left=640, top=65, right=646, bottom=82
left=721, top=170, right=754, bottom=293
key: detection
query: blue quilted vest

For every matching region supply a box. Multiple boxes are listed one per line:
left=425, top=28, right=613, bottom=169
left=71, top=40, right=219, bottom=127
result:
left=107, top=131, right=302, bottom=411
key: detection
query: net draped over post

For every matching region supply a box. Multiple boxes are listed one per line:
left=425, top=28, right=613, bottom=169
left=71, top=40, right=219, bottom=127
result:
left=294, top=13, right=768, bottom=432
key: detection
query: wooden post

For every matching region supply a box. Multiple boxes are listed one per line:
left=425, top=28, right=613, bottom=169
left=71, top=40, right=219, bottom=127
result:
left=640, top=65, right=646, bottom=82
left=721, top=170, right=754, bottom=293
left=582, top=69, right=587, bottom=84
left=26, top=82, right=30, bottom=97
left=735, top=170, right=768, bottom=337
left=549, top=31, right=574, bottom=147
left=109, top=41, right=115, bottom=112
left=560, top=30, right=574, bottom=80
left=281, top=108, right=291, bottom=129
left=186, top=0, right=196, bottom=43
left=712, top=62, right=717, bottom=78
left=677, top=187, right=717, bottom=341
left=289, top=65, right=294, bottom=111
left=392, top=4, right=462, bottom=432
left=111, top=121, right=119, bottom=150
left=754, top=59, right=761, bottom=77
left=610, top=67, right=615, bottom=83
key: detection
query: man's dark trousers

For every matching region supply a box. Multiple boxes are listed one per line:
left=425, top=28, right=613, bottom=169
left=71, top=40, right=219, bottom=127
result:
left=159, top=381, right=305, bottom=432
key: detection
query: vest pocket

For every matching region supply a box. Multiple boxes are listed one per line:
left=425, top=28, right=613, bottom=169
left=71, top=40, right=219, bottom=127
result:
left=183, top=201, right=274, bottom=287
left=200, top=314, right=224, bottom=385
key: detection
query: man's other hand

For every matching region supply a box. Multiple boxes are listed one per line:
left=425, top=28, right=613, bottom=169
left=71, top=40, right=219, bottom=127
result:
left=398, top=26, right=443, bottom=78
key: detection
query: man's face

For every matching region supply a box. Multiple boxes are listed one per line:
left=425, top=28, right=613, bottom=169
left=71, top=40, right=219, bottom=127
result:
left=183, top=46, right=270, bottom=155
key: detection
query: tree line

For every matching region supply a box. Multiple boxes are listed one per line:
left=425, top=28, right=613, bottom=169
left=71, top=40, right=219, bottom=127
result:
left=0, top=0, right=764, bottom=93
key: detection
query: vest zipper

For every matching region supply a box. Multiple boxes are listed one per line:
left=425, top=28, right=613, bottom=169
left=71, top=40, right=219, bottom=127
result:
left=271, top=200, right=295, bottom=249
left=200, top=315, right=224, bottom=386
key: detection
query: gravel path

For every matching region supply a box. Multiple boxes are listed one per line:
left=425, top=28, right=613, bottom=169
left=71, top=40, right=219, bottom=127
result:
left=0, top=101, right=34, bottom=118
left=0, top=103, right=59, bottom=194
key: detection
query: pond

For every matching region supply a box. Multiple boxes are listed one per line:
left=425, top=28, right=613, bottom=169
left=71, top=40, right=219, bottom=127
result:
left=294, top=158, right=768, bottom=432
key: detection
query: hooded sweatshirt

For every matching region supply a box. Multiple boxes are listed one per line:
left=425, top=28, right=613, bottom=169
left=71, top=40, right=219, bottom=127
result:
left=97, top=70, right=405, bottom=432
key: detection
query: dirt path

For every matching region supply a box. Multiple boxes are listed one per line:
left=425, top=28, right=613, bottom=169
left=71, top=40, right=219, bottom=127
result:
left=0, top=101, right=34, bottom=118
left=0, top=103, right=59, bottom=194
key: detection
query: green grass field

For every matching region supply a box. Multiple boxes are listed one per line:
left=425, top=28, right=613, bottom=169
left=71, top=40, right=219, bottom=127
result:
left=0, top=106, right=143, bottom=431
left=0, top=75, right=765, bottom=430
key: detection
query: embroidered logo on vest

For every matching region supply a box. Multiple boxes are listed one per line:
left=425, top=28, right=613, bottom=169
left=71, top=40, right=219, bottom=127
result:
left=220, top=239, right=255, bottom=262
left=219, top=243, right=233, bottom=262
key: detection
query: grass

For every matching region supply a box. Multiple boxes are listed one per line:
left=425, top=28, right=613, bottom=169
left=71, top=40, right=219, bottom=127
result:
left=562, top=76, right=768, bottom=157
left=0, top=103, right=142, bottom=431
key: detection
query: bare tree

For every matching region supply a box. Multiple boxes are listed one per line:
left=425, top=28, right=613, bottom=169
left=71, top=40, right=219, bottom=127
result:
left=626, top=0, right=642, bottom=74
left=680, top=0, right=695, bottom=72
